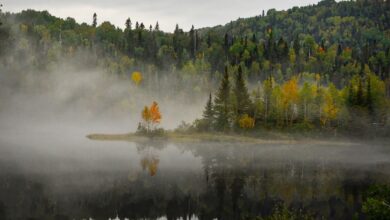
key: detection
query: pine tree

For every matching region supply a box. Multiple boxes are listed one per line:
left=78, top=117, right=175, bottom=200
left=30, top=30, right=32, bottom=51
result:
left=202, top=93, right=215, bottom=131
left=125, top=18, right=133, bottom=56
left=252, top=33, right=257, bottom=44
left=125, top=18, right=132, bottom=30
left=0, top=3, right=3, bottom=26
left=214, top=66, right=232, bottom=132
left=224, top=33, right=229, bottom=51
left=154, top=22, right=159, bottom=31
left=267, top=28, right=275, bottom=61
left=207, top=33, right=211, bottom=48
left=357, top=77, right=364, bottom=106
left=189, top=25, right=195, bottom=59
left=293, top=36, right=300, bottom=56
left=366, top=75, right=374, bottom=115
left=234, top=65, right=252, bottom=117
left=347, top=82, right=355, bottom=107
left=92, top=13, right=97, bottom=27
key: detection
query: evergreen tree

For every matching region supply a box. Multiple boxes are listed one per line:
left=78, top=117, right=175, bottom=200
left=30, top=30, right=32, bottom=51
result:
left=125, top=18, right=132, bottom=30
left=252, top=33, right=257, bottom=44
left=202, top=93, right=215, bottom=131
left=92, top=13, right=97, bottom=27
left=277, top=37, right=288, bottom=60
left=357, top=77, right=364, bottom=106
left=347, top=82, right=355, bottom=107
left=207, top=33, right=211, bottom=48
left=154, top=22, right=159, bottom=31
left=293, top=36, right=300, bottom=56
left=125, top=18, right=133, bottom=55
left=189, top=25, right=195, bottom=59
left=0, top=3, right=3, bottom=26
left=234, top=65, right=252, bottom=117
left=214, top=66, right=232, bottom=132
left=337, top=43, right=343, bottom=56
left=224, top=33, right=229, bottom=51
left=366, top=75, right=374, bottom=115
left=267, top=28, right=275, bottom=61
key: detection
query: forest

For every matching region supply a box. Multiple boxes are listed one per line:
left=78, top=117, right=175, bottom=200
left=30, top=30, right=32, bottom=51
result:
left=1, top=1, right=390, bottom=220
left=0, top=0, right=390, bottom=137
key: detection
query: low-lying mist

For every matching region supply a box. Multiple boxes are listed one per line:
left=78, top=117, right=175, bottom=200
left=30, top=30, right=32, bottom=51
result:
left=0, top=59, right=207, bottom=140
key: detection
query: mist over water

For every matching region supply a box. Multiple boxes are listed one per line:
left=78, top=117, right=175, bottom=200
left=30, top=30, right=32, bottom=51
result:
left=0, top=43, right=389, bottom=220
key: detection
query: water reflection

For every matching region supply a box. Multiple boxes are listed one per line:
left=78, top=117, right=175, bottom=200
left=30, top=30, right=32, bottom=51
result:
left=138, top=142, right=164, bottom=176
left=0, top=140, right=389, bottom=220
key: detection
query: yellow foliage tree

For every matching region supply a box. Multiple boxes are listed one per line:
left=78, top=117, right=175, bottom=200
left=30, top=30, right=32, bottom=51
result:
left=142, top=106, right=152, bottom=131
left=282, top=77, right=298, bottom=125
left=321, top=91, right=339, bottom=126
left=132, top=71, right=143, bottom=86
left=239, top=114, right=255, bottom=129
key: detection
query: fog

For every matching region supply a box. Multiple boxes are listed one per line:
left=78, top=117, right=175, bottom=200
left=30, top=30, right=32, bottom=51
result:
left=0, top=31, right=390, bottom=220
left=0, top=60, right=208, bottom=134
left=0, top=41, right=389, bottom=177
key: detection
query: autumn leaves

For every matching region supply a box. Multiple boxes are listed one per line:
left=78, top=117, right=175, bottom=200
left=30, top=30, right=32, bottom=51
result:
left=131, top=70, right=163, bottom=135
left=138, top=101, right=162, bottom=135
left=131, top=71, right=143, bottom=86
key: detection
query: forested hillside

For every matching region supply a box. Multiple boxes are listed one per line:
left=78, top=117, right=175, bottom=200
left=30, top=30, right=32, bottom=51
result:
left=0, top=0, right=389, bottom=135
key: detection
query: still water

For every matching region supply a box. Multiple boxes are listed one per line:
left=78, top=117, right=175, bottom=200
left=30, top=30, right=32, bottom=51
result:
left=0, top=126, right=389, bottom=220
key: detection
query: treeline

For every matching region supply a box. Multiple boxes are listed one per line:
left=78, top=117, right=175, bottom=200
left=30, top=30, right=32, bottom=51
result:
left=0, top=0, right=390, bottom=88
left=192, top=65, right=389, bottom=135
left=0, top=0, right=389, bottom=132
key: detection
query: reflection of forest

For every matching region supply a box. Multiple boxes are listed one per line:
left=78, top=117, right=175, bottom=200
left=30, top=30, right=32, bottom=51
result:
left=0, top=142, right=389, bottom=220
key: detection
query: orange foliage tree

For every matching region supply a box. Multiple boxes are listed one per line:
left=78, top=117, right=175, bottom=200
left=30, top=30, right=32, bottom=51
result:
left=140, top=101, right=162, bottom=133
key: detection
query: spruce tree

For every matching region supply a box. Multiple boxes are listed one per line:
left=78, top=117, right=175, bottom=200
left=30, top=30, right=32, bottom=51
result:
left=347, top=82, right=355, bottom=107
left=214, top=66, right=232, bottom=132
left=125, top=18, right=132, bottom=30
left=293, top=36, right=300, bottom=55
left=189, top=25, right=195, bottom=59
left=366, top=75, right=374, bottom=114
left=154, top=22, right=159, bottom=31
left=234, top=65, right=252, bottom=117
left=207, top=33, right=211, bottom=48
left=357, top=77, right=364, bottom=106
left=202, top=93, right=215, bottom=131
left=0, top=3, right=3, bottom=26
left=92, top=13, right=97, bottom=27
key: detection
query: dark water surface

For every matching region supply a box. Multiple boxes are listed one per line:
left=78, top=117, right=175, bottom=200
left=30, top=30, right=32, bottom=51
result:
left=0, top=126, right=389, bottom=220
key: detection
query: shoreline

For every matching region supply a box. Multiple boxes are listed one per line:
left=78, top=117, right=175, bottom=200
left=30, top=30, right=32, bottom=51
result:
left=86, top=132, right=364, bottom=146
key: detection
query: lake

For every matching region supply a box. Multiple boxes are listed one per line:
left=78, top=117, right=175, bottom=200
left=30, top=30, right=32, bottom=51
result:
left=0, top=126, right=389, bottom=220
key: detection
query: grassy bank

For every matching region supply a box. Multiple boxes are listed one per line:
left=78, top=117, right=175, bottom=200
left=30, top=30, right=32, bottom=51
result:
left=86, top=131, right=362, bottom=146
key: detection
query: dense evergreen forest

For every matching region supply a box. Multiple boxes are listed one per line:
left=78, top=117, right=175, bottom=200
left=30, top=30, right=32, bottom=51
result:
left=0, top=0, right=389, bottom=135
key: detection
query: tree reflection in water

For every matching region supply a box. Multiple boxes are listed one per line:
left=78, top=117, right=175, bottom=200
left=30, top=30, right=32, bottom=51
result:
left=0, top=141, right=389, bottom=220
left=137, top=142, right=163, bottom=176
